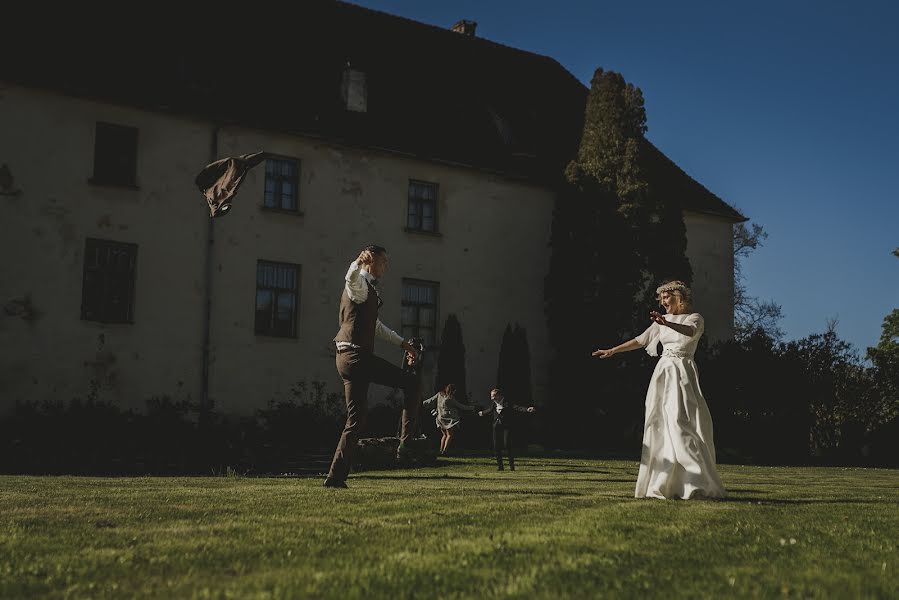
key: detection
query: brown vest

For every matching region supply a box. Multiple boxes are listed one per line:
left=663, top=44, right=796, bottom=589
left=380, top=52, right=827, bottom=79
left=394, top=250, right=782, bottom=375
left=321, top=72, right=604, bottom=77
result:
left=334, top=280, right=380, bottom=352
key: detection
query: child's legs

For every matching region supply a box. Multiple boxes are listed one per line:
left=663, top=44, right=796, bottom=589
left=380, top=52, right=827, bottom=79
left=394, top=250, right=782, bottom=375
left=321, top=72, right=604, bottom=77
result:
left=445, top=427, right=455, bottom=451
left=493, top=423, right=505, bottom=468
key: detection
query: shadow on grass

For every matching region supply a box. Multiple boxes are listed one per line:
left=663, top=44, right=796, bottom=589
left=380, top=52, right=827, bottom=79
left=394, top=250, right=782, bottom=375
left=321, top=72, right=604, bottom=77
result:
left=530, top=469, right=616, bottom=475
left=354, top=474, right=474, bottom=481
left=720, top=496, right=898, bottom=505
left=353, top=472, right=639, bottom=483
left=520, top=477, right=637, bottom=483
left=528, top=461, right=635, bottom=470
left=471, top=488, right=586, bottom=497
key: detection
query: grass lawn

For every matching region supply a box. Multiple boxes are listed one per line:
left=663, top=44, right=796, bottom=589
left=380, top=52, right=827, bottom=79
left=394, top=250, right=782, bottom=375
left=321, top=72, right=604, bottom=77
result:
left=1, top=458, right=897, bottom=599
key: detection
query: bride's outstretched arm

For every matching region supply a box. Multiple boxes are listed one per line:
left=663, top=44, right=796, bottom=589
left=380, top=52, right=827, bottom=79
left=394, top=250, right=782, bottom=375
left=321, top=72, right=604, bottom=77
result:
left=592, top=339, right=642, bottom=359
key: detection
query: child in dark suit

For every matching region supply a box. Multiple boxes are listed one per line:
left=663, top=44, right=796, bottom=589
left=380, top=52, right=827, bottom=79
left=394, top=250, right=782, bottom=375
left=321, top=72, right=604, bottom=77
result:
left=478, top=388, right=535, bottom=471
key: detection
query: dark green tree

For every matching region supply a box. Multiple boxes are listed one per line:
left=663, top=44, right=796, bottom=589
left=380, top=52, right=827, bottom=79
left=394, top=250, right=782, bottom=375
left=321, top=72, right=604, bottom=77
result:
left=865, top=248, right=899, bottom=433
left=496, top=324, right=516, bottom=399
left=545, top=68, right=695, bottom=447
left=496, top=324, right=533, bottom=406
left=575, top=70, right=647, bottom=208
left=434, top=314, right=468, bottom=403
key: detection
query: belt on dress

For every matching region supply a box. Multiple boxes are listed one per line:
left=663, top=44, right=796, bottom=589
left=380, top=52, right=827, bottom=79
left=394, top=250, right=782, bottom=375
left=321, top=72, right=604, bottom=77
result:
left=661, top=348, right=693, bottom=359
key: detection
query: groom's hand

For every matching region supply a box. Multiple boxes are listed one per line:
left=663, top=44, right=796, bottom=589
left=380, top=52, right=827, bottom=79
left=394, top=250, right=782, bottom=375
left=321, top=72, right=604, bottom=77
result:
left=357, top=250, right=375, bottom=266
left=401, top=339, right=419, bottom=359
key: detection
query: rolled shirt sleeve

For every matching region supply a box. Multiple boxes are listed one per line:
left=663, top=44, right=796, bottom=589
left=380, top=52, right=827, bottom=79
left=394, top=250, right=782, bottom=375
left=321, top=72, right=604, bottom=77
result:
left=376, top=319, right=404, bottom=346
left=345, top=259, right=403, bottom=346
left=344, top=260, right=368, bottom=304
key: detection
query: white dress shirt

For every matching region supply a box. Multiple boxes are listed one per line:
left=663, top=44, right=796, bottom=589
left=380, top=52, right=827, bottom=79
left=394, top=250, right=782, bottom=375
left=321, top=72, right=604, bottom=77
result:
left=336, top=260, right=404, bottom=350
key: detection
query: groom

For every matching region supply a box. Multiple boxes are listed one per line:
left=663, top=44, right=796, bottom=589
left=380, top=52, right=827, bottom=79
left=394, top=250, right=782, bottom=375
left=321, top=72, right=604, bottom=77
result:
left=324, top=245, right=422, bottom=488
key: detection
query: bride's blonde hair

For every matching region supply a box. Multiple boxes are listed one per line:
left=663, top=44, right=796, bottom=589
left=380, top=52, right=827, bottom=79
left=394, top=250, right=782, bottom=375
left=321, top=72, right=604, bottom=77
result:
left=655, top=280, right=693, bottom=312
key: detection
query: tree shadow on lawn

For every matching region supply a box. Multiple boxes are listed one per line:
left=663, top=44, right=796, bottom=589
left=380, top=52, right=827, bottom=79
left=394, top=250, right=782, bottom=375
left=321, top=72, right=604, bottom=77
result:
left=355, top=472, right=638, bottom=484
left=724, top=488, right=770, bottom=494
left=351, top=475, right=586, bottom=496
left=530, top=469, right=618, bottom=475
left=527, top=461, right=635, bottom=470
left=472, top=488, right=586, bottom=497
left=718, top=496, right=898, bottom=505
left=354, top=474, right=474, bottom=481
left=557, top=477, right=638, bottom=483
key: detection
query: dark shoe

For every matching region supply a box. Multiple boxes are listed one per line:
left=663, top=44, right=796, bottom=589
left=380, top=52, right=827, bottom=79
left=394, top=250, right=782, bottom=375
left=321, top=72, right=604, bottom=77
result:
left=497, top=465, right=505, bottom=471
left=323, top=478, right=348, bottom=489
left=509, top=465, right=515, bottom=471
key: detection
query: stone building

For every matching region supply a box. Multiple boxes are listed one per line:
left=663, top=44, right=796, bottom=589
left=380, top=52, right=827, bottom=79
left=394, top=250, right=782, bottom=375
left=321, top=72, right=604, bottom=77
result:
left=0, top=1, right=744, bottom=415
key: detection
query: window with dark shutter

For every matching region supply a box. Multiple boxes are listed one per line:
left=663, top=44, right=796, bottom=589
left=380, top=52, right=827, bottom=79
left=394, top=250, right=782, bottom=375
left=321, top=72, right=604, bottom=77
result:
left=80, top=238, right=138, bottom=323
left=341, top=68, right=367, bottom=113
left=401, top=279, right=439, bottom=347
left=263, top=157, right=300, bottom=212
left=406, top=180, right=439, bottom=233
left=255, top=260, right=300, bottom=338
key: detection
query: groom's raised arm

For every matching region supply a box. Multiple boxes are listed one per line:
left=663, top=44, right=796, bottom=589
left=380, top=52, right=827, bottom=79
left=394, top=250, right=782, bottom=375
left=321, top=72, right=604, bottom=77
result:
left=344, top=260, right=368, bottom=304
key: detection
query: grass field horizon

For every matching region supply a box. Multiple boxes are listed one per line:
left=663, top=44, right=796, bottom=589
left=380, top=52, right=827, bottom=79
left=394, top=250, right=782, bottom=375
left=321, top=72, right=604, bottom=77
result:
left=2, top=458, right=897, bottom=598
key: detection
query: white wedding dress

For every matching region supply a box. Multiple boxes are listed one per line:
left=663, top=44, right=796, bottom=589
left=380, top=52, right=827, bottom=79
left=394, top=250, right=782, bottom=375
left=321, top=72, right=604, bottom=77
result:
left=633, top=313, right=727, bottom=500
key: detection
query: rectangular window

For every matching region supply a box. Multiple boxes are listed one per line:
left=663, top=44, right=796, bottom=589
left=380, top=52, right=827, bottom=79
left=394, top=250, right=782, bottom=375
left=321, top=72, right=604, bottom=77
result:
left=255, top=260, right=300, bottom=338
left=81, top=238, right=138, bottom=323
left=406, top=180, right=438, bottom=233
left=341, top=68, right=368, bottom=113
left=91, top=122, right=138, bottom=187
left=401, top=279, right=439, bottom=347
left=263, top=157, right=300, bottom=212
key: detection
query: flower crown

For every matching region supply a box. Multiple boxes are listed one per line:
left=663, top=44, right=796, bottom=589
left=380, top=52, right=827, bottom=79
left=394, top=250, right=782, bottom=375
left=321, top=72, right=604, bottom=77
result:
left=655, top=280, right=692, bottom=298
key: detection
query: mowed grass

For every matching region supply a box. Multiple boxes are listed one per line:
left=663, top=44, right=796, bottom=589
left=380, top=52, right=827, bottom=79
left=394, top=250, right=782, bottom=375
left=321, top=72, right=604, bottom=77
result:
left=1, top=459, right=897, bottom=599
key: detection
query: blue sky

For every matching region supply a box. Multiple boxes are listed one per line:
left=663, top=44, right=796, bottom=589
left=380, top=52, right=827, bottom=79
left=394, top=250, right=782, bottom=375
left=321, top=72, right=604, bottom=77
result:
left=353, top=0, right=899, bottom=353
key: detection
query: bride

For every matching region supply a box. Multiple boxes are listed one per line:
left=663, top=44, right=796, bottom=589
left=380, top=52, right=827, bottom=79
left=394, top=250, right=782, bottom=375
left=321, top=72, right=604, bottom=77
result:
left=592, top=280, right=727, bottom=500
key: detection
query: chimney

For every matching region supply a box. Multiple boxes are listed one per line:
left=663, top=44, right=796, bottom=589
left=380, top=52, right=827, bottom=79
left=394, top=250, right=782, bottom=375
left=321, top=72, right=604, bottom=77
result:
left=451, top=20, right=477, bottom=37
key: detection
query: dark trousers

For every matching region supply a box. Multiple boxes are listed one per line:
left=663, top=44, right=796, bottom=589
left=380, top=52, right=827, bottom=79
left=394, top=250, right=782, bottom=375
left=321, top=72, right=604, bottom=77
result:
left=493, top=422, right=515, bottom=470
left=327, top=348, right=421, bottom=482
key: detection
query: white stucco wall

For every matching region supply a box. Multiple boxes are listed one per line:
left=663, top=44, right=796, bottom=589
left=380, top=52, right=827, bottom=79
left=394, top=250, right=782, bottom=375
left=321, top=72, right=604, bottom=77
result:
left=683, top=210, right=736, bottom=343
left=0, top=85, right=555, bottom=415
left=205, top=128, right=555, bottom=412
left=0, top=86, right=211, bottom=413
left=0, top=84, right=737, bottom=417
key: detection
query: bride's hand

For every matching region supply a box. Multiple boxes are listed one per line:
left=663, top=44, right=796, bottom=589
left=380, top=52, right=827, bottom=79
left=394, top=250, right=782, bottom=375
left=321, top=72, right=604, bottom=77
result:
left=649, top=311, right=668, bottom=326
left=592, top=348, right=614, bottom=359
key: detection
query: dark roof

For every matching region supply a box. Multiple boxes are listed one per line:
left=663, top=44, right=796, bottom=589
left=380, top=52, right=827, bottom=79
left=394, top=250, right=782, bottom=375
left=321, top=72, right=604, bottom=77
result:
left=643, top=143, right=746, bottom=221
left=1, top=0, right=742, bottom=221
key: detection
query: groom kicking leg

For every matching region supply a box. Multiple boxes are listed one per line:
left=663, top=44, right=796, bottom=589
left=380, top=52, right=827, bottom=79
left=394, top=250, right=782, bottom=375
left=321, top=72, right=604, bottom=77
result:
left=324, top=245, right=421, bottom=488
